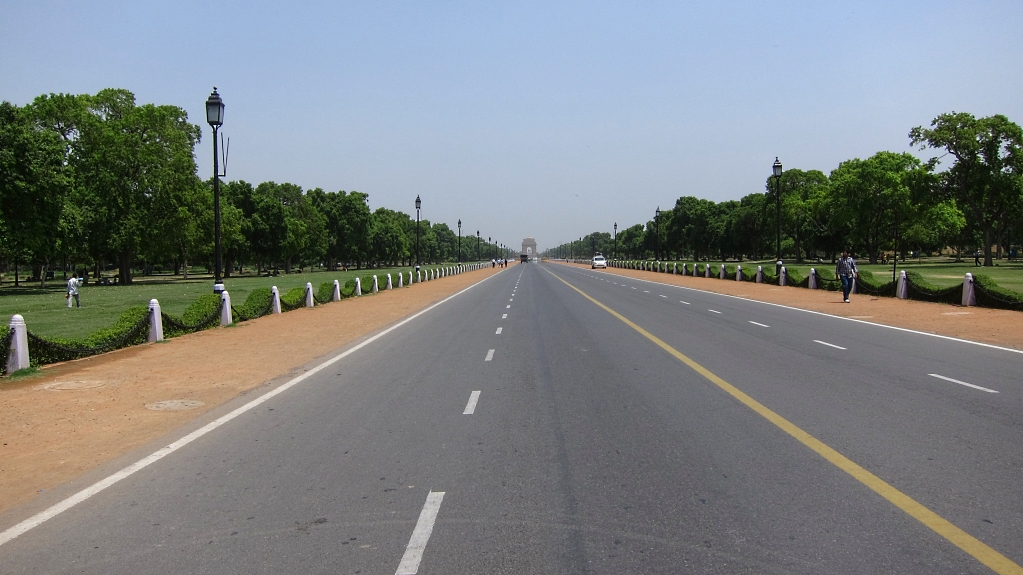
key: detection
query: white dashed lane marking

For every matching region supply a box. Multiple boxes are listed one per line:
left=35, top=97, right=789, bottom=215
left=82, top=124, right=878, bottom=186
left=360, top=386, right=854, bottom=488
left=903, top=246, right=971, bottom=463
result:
left=929, top=374, right=998, bottom=393
left=708, top=310, right=721, bottom=314
left=395, top=491, right=445, bottom=575
left=814, top=340, right=846, bottom=350
left=485, top=349, right=495, bottom=361
left=748, top=321, right=769, bottom=327
left=680, top=301, right=690, bottom=305
left=495, top=327, right=503, bottom=335
left=463, top=391, right=482, bottom=414
left=502, top=314, right=507, bottom=319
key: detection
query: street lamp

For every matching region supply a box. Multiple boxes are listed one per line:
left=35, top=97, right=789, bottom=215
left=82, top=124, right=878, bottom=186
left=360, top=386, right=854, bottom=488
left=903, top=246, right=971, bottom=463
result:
left=476, top=230, right=480, bottom=262
left=205, top=88, right=226, bottom=294
left=489, top=237, right=492, bottom=261
left=415, top=195, right=421, bottom=269
left=613, top=222, right=618, bottom=261
left=457, top=219, right=461, bottom=265
left=773, top=157, right=783, bottom=273
left=654, top=207, right=661, bottom=261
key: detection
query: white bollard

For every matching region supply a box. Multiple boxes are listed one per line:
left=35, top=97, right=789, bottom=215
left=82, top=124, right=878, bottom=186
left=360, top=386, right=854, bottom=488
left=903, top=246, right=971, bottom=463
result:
left=372, top=275, right=379, bottom=293
left=673, top=262, right=678, bottom=275
left=333, top=279, right=341, bottom=301
left=272, top=286, right=282, bottom=313
left=398, top=273, right=404, bottom=288
left=719, top=264, right=725, bottom=280
left=7, top=314, right=30, bottom=374
left=305, top=282, right=314, bottom=307
left=220, top=291, right=233, bottom=326
left=780, top=266, right=787, bottom=286
left=148, top=299, right=164, bottom=343
left=896, top=270, right=908, bottom=299
left=408, top=271, right=412, bottom=285
left=756, top=265, right=763, bottom=283
left=736, top=265, right=742, bottom=282
left=809, top=268, right=817, bottom=289
left=962, top=273, right=976, bottom=306
left=355, top=277, right=362, bottom=296
left=417, top=270, right=422, bottom=283
left=387, top=274, right=393, bottom=290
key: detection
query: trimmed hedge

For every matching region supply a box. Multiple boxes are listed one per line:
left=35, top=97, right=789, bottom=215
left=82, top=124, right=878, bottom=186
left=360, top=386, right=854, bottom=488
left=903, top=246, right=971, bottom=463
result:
left=974, top=274, right=1023, bottom=311
left=27, top=305, right=150, bottom=366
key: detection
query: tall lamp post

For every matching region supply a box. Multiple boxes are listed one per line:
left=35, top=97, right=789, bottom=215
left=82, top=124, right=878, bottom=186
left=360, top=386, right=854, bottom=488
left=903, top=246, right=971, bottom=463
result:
left=613, top=222, right=618, bottom=261
left=476, top=230, right=480, bottom=262
left=773, top=157, right=783, bottom=274
left=488, top=237, right=492, bottom=261
left=654, top=207, right=661, bottom=261
left=205, top=88, right=226, bottom=294
left=415, top=195, right=422, bottom=269
left=457, top=219, right=462, bottom=265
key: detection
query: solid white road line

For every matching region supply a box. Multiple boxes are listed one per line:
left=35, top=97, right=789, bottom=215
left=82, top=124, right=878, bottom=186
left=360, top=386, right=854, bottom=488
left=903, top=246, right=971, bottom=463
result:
left=749, top=321, right=770, bottom=327
left=463, top=391, right=482, bottom=414
left=395, top=491, right=446, bottom=575
left=495, top=327, right=503, bottom=335
left=0, top=268, right=508, bottom=548
left=708, top=309, right=722, bottom=314
left=485, top=349, right=495, bottom=361
left=814, top=340, right=847, bottom=350
left=929, top=374, right=999, bottom=393
left=502, top=314, right=507, bottom=319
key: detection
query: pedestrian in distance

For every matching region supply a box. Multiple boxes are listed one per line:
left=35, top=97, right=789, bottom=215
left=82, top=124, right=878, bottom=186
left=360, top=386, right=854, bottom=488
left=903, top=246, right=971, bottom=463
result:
left=974, top=250, right=982, bottom=266
left=835, top=250, right=858, bottom=303
left=66, top=273, right=83, bottom=308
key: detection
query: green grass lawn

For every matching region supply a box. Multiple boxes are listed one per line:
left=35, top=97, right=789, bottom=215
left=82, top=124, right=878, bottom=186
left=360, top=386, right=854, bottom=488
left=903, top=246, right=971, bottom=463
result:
left=628, top=257, right=1023, bottom=293
left=0, top=266, right=431, bottom=340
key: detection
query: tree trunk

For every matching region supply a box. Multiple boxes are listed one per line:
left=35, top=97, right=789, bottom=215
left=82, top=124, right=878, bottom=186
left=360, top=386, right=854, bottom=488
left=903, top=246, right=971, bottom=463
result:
left=118, top=252, right=133, bottom=285
left=182, top=255, right=189, bottom=279
left=984, top=227, right=994, bottom=267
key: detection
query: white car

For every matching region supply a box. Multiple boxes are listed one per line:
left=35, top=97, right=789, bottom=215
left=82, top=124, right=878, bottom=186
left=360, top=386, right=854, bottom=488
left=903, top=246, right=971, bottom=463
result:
left=592, top=256, right=607, bottom=269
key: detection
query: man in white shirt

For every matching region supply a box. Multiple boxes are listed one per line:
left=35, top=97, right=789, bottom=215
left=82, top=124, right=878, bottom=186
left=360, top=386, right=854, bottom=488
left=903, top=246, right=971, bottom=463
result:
left=66, top=275, right=82, bottom=308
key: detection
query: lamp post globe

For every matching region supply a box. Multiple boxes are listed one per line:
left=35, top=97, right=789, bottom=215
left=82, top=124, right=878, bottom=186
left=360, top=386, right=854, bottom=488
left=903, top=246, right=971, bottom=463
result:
left=457, top=219, right=461, bottom=265
left=205, top=88, right=226, bottom=294
left=772, top=157, right=783, bottom=273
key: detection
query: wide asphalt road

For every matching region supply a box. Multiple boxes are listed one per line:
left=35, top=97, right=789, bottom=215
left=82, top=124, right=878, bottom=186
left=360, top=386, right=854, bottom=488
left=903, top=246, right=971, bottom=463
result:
left=1, top=261, right=1021, bottom=574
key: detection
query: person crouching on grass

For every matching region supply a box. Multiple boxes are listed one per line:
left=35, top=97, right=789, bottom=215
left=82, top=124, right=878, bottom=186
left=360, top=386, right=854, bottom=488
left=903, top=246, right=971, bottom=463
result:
left=835, top=250, right=858, bottom=303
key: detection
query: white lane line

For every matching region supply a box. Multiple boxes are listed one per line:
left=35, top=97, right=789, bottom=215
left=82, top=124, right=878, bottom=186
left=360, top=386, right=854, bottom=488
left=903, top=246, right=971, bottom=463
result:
left=395, top=491, right=446, bottom=575
left=502, top=314, right=507, bottom=319
left=814, top=340, right=846, bottom=350
left=506, top=304, right=511, bottom=308
left=643, top=290, right=650, bottom=293
left=485, top=349, right=495, bottom=361
left=680, top=301, right=690, bottom=305
left=495, top=327, right=503, bottom=335
left=929, top=374, right=999, bottom=393
left=463, top=391, right=482, bottom=414
left=0, top=269, right=509, bottom=549
left=708, top=309, right=722, bottom=314
left=748, top=321, right=770, bottom=328
left=659, top=295, right=667, bottom=298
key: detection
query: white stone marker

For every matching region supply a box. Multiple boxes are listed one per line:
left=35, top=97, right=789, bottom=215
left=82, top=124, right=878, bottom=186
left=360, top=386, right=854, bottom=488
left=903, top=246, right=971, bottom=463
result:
left=7, top=315, right=30, bottom=373
left=896, top=270, right=908, bottom=299
left=305, top=282, right=314, bottom=307
left=780, top=267, right=787, bottom=286
left=809, top=269, right=817, bottom=290
left=372, top=275, right=379, bottom=293
left=332, top=279, right=341, bottom=301
left=271, top=286, right=282, bottom=313
left=962, top=273, right=976, bottom=306
left=220, top=291, right=233, bottom=326
left=355, top=277, right=362, bottom=296
left=736, top=265, right=742, bottom=282
left=148, top=299, right=164, bottom=343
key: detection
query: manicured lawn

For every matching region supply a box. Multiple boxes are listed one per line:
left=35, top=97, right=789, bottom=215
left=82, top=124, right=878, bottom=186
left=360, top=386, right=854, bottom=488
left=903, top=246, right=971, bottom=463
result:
left=0, top=266, right=426, bottom=340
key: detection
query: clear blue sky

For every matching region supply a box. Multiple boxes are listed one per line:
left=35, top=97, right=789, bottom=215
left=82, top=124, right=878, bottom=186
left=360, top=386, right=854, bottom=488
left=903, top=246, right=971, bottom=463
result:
left=3, top=1, right=1021, bottom=252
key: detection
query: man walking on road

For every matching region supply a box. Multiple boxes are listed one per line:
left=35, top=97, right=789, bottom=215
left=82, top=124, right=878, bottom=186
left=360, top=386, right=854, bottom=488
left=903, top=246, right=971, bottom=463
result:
left=836, top=250, right=858, bottom=303
left=66, top=274, right=82, bottom=308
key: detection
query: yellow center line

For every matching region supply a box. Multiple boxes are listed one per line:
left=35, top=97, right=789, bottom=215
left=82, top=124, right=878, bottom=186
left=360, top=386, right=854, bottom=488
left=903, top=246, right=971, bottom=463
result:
left=543, top=265, right=1022, bottom=575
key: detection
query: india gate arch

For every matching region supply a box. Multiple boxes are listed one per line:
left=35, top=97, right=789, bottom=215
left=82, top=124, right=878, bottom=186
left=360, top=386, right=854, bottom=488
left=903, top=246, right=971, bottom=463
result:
left=521, top=237, right=537, bottom=260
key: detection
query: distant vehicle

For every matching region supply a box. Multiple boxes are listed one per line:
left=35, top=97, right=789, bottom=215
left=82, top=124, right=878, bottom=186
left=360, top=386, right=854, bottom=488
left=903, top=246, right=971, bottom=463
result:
left=592, top=255, right=607, bottom=269
left=520, top=254, right=529, bottom=263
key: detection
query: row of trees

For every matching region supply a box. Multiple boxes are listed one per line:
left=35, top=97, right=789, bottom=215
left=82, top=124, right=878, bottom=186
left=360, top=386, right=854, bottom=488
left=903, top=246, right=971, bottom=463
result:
left=0, top=89, right=504, bottom=287
left=545, top=112, right=1023, bottom=266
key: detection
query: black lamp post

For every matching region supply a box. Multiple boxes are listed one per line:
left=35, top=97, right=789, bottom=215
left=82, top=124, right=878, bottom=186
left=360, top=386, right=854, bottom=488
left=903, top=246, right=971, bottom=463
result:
left=205, top=88, right=226, bottom=293
left=654, top=207, right=661, bottom=261
left=489, top=237, right=492, bottom=261
left=415, top=195, right=421, bottom=269
left=457, top=219, right=461, bottom=265
left=476, top=230, right=480, bottom=262
left=773, top=157, right=783, bottom=273
left=613, top=222, right=618, bottom=261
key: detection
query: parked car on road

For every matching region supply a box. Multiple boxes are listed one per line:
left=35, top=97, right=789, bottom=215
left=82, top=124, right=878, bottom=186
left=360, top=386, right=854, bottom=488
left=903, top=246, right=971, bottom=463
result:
left=592, top=255, right=607, bottom=269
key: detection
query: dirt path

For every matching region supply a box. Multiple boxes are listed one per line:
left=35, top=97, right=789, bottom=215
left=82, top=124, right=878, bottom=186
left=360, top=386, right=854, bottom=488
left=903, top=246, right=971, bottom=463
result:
left=2, top=261, right=1020, bottom=519
left=0, top=266, right=506, bottom=517
left=559, top=261, right=1023, bottom=350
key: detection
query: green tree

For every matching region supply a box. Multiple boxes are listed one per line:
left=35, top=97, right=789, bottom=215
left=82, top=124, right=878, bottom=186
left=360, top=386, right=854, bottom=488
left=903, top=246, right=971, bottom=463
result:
left=910, top=112, right=1023, bottom=266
